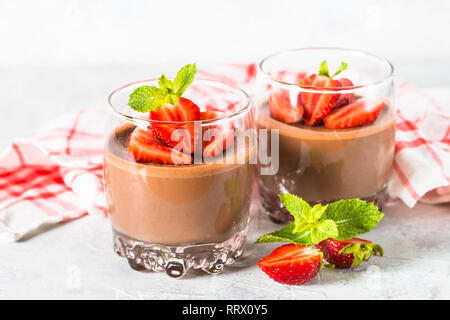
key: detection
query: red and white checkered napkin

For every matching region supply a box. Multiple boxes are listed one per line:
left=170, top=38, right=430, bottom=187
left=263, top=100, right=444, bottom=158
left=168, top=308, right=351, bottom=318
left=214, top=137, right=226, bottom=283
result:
left=0, top=64, right=449, bottom=241
left=387, top=83, right=450, bottom=207
left=0, top=109, right=106, bottom=241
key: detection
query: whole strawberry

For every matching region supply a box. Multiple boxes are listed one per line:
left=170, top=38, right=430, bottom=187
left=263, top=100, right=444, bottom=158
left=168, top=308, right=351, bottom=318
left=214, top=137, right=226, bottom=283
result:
left=316, top=238, right=383, bottom=268
left=257, top=244, right=323, bottom=285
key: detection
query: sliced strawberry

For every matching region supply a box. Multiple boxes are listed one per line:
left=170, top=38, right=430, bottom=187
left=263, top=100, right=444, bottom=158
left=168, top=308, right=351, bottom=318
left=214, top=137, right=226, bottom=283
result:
left=333, top=78, right=355, bottom=109
left=128, top=127, right=192, bottom=165
left=200, top=111, right=226, bottom=121
left=299, top=74, right=341, bottom=126
left=324, top=97, right=384, bottom=129
left=316, top=238, right=383, bottom=268
left=149, top=97, right=201, bottom=154
left=200, top=111, right=235, bottom=158
left=268, top=89, right=303, bottom=124
left=257, top=244, right=322, bottom=285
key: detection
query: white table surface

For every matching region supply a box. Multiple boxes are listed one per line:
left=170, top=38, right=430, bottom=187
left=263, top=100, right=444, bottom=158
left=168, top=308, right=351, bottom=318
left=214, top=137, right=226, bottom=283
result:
left=0, top=200, right=449, bottom=300
left=0, top=66, right=449, bottom=300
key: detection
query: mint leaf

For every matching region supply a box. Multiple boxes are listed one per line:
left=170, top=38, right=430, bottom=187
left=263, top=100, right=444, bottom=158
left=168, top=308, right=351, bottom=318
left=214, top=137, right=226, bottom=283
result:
left=256, top=219, right=337, bottom=246
left=173, top=63, right=197, bottom=96
left=321, top=199, right=384, bottom=241
left=310, top=203, right=327, bottom=222
left=278, top=193, right=312, bottom=225
left=278, top=194, right=327, bottom=234
left=255, top=194, right=384, bottom=247
left=128, top=86, right=171, bottom=112
left=128, top=63, right=196, bottom=113
left=255, top=222, right=313, bottom=245
left=318, top=60, right=330, bottom=78
left=256, top=198, right=336, bottom=245
left=158, top=74, right=173, bottom=90
left=310, top=219, right=338, bottom=244
left=331, top=62, right=348, bottom=78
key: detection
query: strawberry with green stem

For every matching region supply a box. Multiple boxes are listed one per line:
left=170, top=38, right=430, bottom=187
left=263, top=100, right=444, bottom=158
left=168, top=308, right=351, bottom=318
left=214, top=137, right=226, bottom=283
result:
left=300, top=61, right=349, bottom=125
left=128, top=64, right=201, bottom=155
left=316, top=238, right=383, bottom=269
left=255, top=194, right=384, bottom=284
left=127, top=64, right=235, bottom=162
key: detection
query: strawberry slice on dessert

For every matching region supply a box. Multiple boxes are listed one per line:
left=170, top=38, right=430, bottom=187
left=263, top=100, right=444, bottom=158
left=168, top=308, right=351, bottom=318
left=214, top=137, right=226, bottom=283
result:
left=149, top=97, right=201, bottom=154
left=128, top=127, right=192, bottom=165
left=316, top=238, right=383, bottom=268
left=257, top=244, right=322, bottom=285
left=299, top=74, right=341, bottom=126
left=200, top=111, right=235, bottom=158
left=333, top=78, right=355, bottom=109
left=323, top=97, right=384, bottom=129
left=268, top=89, right=303, bottom=124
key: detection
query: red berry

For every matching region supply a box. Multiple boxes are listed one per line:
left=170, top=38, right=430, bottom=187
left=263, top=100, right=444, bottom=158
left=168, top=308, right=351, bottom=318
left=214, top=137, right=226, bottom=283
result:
left=200, top=111, right=235, bottom=158
left=149, top=97, right=201, bottom=154
left=257, top=244, right=322, bottom=285
left=333, top=78, right=355, bottom=109
left=268, top=88, right=303, bottom=124
left=128, top=128, right=192, bottom=165
left=323, top=97, right=384, bottom=129
left=299, top=74, right=341, bottom=126
left=316, top=238, right=383, bottom=268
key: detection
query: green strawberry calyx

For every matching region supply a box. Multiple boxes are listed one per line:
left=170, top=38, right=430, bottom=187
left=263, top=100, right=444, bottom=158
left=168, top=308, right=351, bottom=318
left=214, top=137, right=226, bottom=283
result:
left=339, top=242, right=384, bottom=268
left=318, top=60, right=348, bottom=78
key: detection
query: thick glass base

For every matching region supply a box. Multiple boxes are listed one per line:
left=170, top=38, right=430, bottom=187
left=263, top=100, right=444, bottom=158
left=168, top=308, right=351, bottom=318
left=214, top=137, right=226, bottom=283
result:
left=259, top=184, right=387, bottom=224
left=112, top=226, right=246, bottom=278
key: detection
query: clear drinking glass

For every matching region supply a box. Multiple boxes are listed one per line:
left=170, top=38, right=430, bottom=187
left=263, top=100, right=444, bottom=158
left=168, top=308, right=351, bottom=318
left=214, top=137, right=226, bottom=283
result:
left=255, top=48, right=395, bottom=223
left=104, top=79, right=255, bottom=277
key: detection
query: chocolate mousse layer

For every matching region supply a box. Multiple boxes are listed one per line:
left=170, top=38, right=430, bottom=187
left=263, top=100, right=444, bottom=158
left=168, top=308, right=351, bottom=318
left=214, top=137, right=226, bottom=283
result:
left=104, top=125, right=255, bottom=246
left=257, top=104, right=395, bottom=203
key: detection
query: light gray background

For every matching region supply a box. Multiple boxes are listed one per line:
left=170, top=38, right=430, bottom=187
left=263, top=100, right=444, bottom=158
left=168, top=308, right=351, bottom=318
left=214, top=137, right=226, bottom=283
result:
left=1, top=1, right=450, bottom=300
left=1, top=0, right=450, bottom=149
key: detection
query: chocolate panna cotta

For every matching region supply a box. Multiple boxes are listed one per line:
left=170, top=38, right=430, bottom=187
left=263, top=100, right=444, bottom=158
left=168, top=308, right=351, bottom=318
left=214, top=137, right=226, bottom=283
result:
left=104, top=63, right=255, bottom=276
left=257, top=59, right=395, bottom=217
left=104, top=124, right=254, bottom=245
left=258, top=105, right=395, bottom=202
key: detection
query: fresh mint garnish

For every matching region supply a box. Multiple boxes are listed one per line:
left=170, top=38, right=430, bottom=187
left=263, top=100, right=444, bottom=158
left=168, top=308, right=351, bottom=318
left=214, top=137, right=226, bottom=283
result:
left=320, top=199, right=384, bottom=240
left=256, top=194, right=384, bottom=246
left=128, top=63, right=197, bottom=112
left=317, top=60, right=348, bottom=79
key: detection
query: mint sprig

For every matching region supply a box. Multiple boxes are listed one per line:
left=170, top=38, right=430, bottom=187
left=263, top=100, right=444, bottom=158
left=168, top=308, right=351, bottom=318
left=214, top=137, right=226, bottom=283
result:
left=317, top=60, right=348, bottom=79
left=320, top=199, right=384, bottom=241
left=128, top=63, right=197, bottom=112
left=256, top=194, right=384, bottom=246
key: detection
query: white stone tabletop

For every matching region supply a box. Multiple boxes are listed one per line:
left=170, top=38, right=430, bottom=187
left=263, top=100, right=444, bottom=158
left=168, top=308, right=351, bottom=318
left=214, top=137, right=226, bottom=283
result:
left=0, top=199, right=449, bottom=300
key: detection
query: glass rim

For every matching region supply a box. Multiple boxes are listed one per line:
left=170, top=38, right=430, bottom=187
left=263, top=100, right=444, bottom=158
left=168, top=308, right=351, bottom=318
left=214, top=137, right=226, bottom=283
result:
left=258, top=47, right=394, bottom=93
left=107, top=78, right=252, bottom=126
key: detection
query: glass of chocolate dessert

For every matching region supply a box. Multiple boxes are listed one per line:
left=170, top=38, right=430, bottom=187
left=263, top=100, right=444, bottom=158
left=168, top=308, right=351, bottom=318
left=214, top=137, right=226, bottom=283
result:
left=255, top=48, right=395, bottom=223
left=104, top=64, right=255, bottom=277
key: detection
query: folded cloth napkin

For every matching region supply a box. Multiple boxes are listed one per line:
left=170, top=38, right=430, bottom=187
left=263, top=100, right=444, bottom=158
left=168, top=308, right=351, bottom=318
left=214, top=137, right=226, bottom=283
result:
left=387, top=83, right=450, bottom=207
left=0, top=64, right=449, bottom=241
left=0, top=109, right=106, bottom=241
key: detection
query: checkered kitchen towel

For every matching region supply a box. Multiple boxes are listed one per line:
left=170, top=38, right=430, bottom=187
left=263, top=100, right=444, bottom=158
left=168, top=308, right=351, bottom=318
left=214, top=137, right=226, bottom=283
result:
left=0, top=64, right=449, bottom=241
